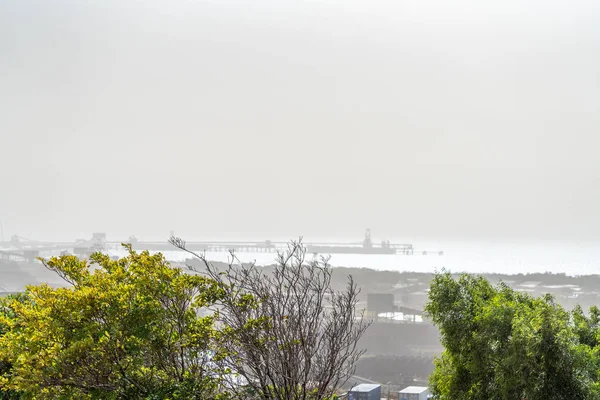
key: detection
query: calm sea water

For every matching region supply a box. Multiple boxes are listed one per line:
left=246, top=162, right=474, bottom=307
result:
left=107, top=240, right=600, bottom=276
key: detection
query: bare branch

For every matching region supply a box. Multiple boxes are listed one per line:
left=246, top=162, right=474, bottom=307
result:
left=173, top=236, right=371, bottom=399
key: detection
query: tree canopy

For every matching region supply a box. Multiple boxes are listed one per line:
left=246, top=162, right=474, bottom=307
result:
left=426, top=272, right=600, bottom=400
left=0, top=246, right=229, bottom=399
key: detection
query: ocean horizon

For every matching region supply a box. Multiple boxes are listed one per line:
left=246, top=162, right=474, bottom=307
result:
left=106, top=240, right=600, bottom=277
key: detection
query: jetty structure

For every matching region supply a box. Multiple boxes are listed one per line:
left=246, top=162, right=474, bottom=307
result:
left=1, top=230, right=443, bottom=259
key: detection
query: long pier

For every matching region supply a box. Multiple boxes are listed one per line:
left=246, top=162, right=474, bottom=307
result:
left=1, top=231, right=443, bottom=258
left=120, top=240, right=416, bottom=255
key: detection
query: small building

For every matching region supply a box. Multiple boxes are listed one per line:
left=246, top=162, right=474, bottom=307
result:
left=367, top=293, right=395, bottom=315
left=399, top=386, right=431, bottom=400
left=348, top=383, right=381, bottom=400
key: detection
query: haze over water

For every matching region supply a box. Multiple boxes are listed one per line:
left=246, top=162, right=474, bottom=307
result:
left=2, top=0, right=600, bottom=273
left=106, top=239, right=600, bottom=276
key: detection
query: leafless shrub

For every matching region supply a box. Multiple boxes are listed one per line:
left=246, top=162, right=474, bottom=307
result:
left=170, top=237, right=371, bottom=400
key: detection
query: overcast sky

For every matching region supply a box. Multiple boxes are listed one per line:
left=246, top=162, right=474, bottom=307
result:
left=1, top=0, right=599, bottom=242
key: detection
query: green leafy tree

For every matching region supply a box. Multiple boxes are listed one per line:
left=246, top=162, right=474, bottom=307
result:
left=426, top=272, right=600, bottom=400
left=0, top=246, right=230, bottom=399
left=0, top=294, right=25, bottom=400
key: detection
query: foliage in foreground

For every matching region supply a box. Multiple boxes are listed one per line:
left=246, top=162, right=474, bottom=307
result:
left=0, top=246, right=229, bottom=399
left=426, top=272, right=600, bottom=400
left=0, top=243, right=366, bottom=400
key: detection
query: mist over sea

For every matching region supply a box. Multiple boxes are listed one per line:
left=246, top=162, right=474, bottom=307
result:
left=108, top=240, right=600, bottom=276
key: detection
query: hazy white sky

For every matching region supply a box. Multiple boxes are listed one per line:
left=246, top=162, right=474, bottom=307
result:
left=1, top=0, right=599, bottom=241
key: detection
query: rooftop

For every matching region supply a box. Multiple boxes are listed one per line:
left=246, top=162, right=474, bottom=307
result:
left=399, top=386, right=429, bottom=394
left=350, top=383, right=381, bottom=392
